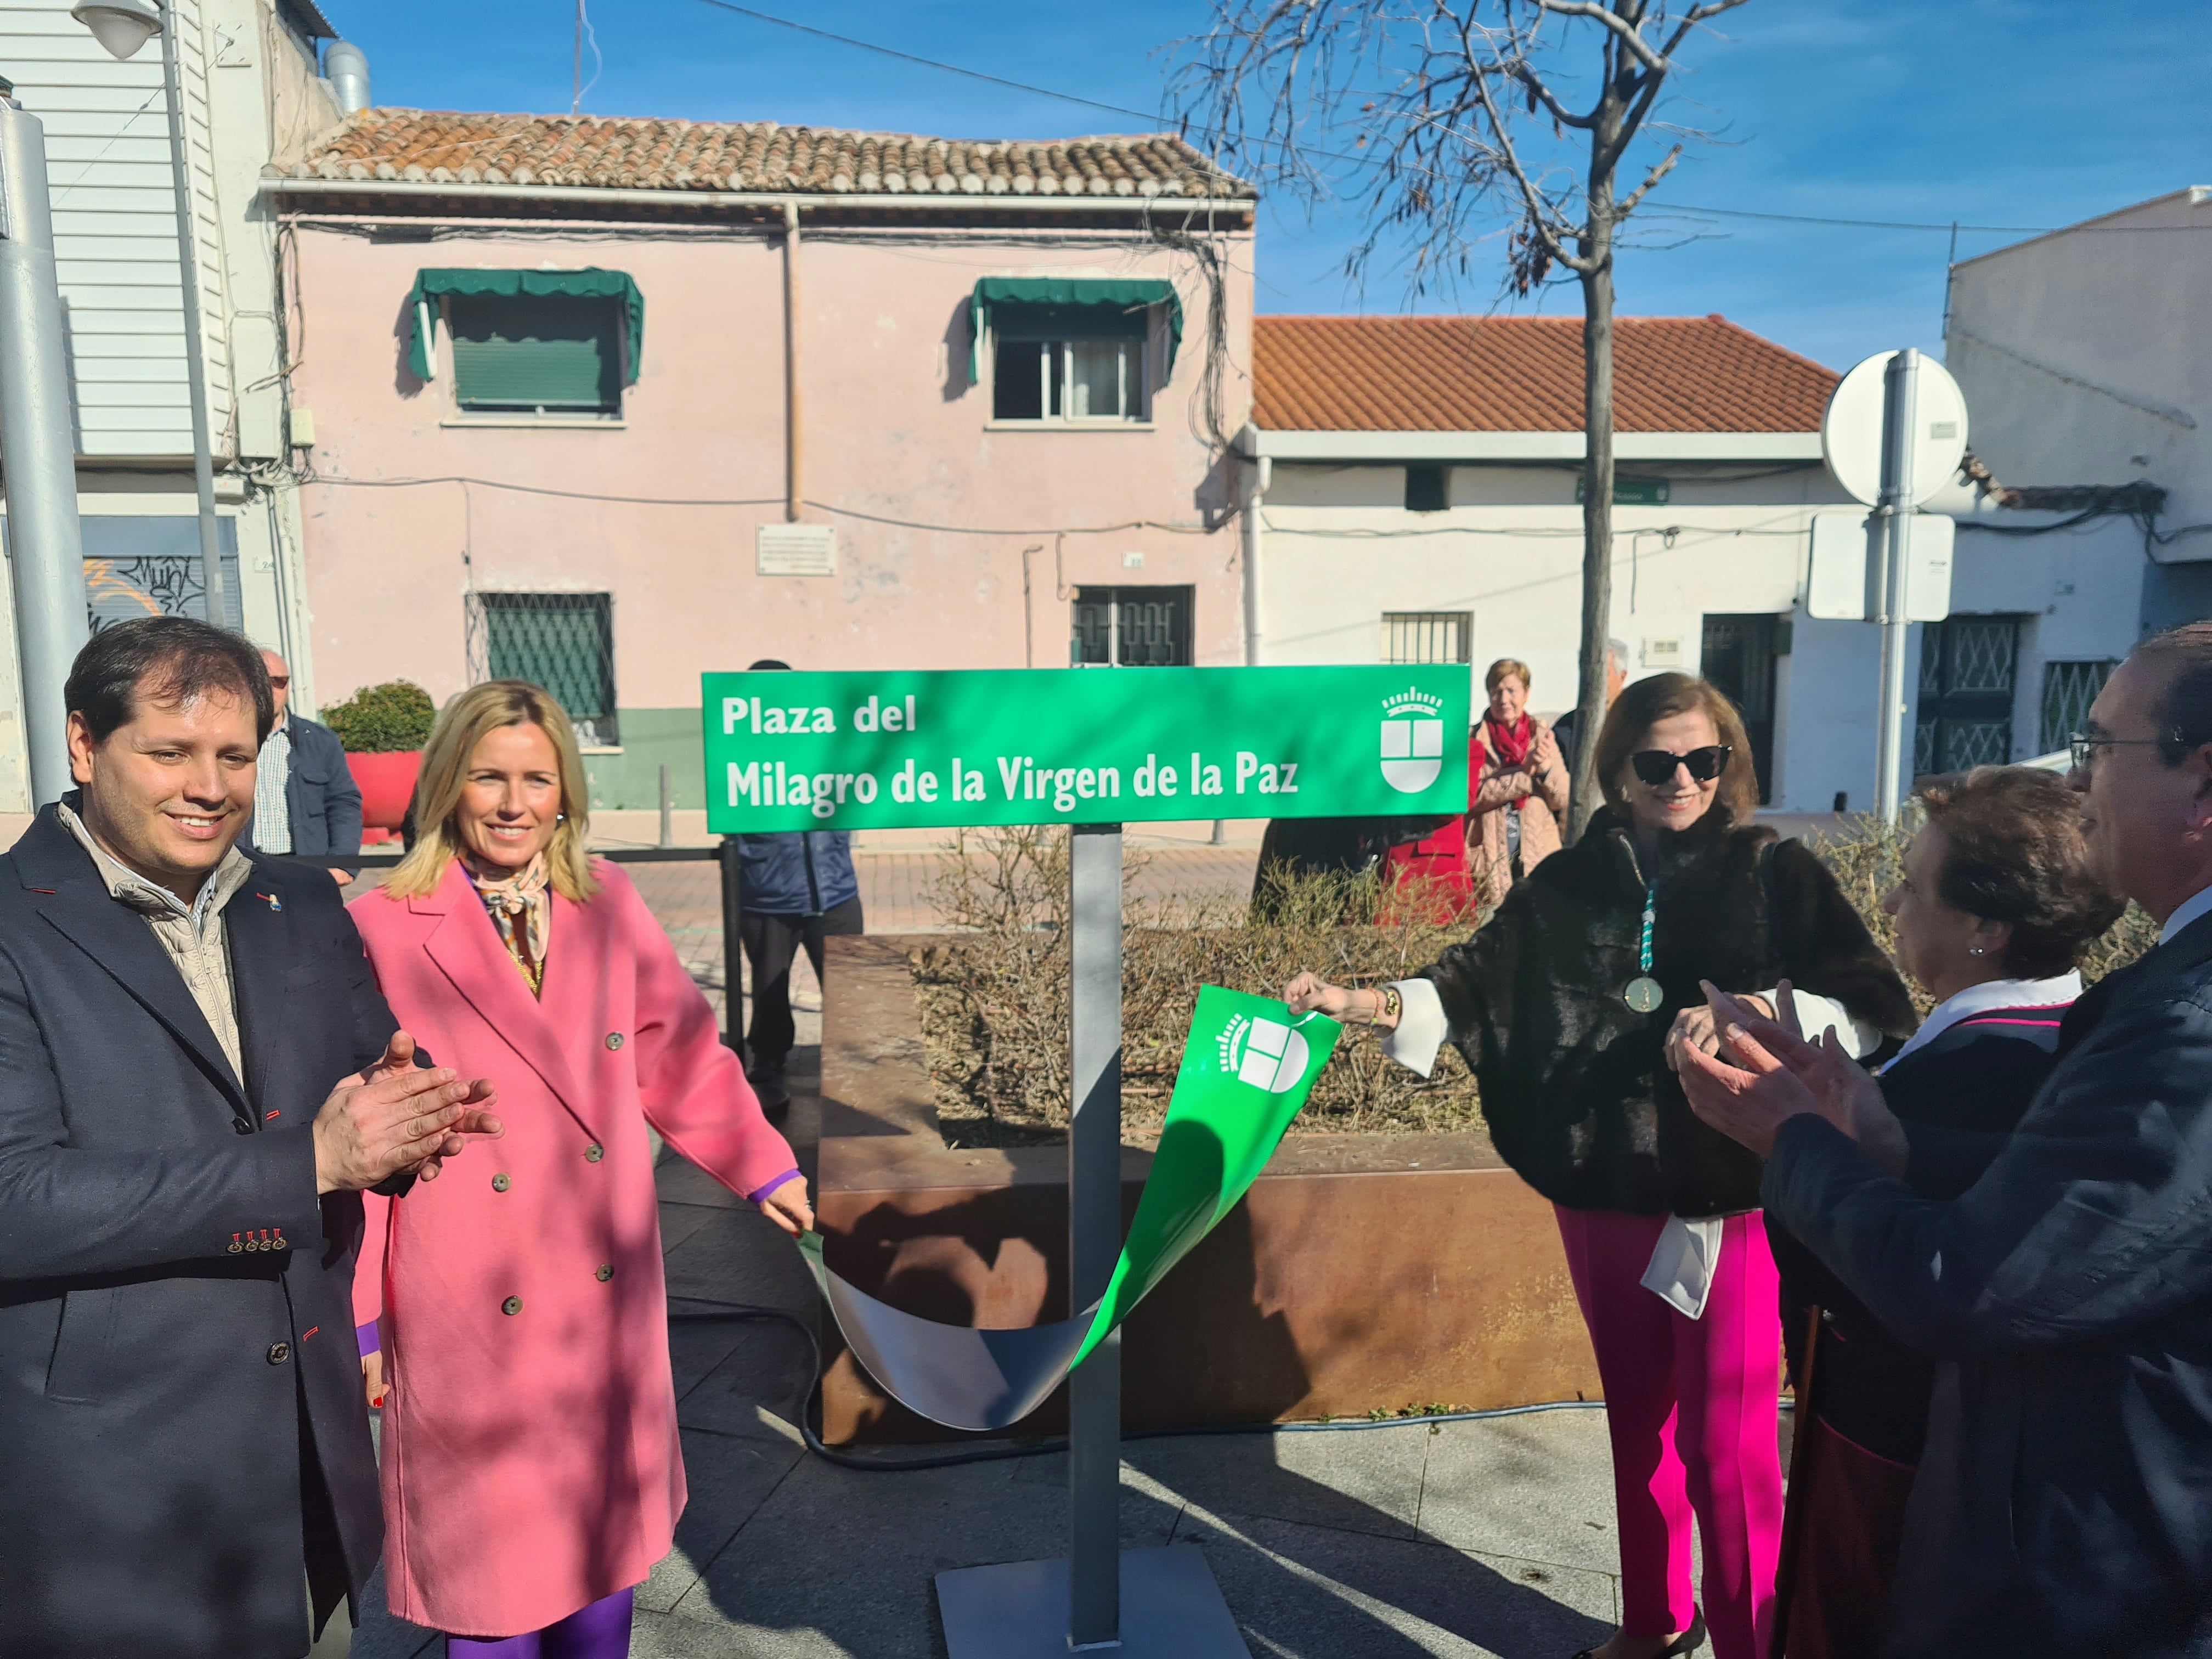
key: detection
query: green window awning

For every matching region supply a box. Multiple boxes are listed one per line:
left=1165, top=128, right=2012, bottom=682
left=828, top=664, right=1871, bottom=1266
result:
left=969, top=277, right=1182, bottom=382
left=406, top=268, right=644, bottom=386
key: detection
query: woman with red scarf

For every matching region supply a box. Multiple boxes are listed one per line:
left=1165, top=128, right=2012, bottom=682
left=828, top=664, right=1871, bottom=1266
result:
left=1387, top=658, right=1567, bottom=921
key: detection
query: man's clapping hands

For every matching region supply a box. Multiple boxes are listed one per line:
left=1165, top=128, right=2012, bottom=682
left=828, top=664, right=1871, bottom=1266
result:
left=1675, top=978, right=1909, bottom=1173
left=312, top=1031, right=503, bottom=1193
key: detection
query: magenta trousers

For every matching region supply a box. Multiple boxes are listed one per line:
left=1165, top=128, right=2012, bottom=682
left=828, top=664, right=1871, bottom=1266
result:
left=445, top=1588, right=633, bottom=1658
left=1555, top=1206, right=1783, bottom=1659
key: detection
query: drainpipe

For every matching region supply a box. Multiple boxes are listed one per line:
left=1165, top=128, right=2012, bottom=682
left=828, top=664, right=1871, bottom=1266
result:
left=782, top=201, right=802, bottom=522
left=1241, top=450, right=1271, bottom=665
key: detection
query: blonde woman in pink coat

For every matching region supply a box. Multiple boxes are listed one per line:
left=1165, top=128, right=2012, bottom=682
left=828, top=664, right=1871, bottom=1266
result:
left=349, top=681, right=810, bottom=1656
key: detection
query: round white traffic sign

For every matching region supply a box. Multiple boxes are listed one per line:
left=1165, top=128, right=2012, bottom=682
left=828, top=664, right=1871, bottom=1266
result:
left=1820, top=351, right=1969, bottom=508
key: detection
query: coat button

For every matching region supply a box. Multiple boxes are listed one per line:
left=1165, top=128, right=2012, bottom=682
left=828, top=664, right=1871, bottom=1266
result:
left=595, top=1263, right=613, bottom=1283
left=606, top=1031, right=624, bottom=1050
left=501, top=1296, right=523, bottom=1316
left=267, top=1342, right=290, bottom=1365
left=584, top=1144, right=604, bottom=1163
left=492, top=1173, right=511, bottom=1193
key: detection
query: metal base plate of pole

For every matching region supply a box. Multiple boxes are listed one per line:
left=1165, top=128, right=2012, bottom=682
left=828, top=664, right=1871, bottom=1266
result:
left=937, top=1545, right=1249, bottom=1657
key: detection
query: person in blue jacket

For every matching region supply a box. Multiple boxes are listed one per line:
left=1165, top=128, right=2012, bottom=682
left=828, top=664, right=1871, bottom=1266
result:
left=1679, top=622, right=2212, bottom=1657
left=738, top=661, right=862, bottom=1110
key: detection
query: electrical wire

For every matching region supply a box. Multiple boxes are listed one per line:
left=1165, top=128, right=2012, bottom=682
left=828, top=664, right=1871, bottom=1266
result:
left=668, top=1298, right=1668, bottom=1474
left=306, top=473, right=1230, bottom=538
left=684, top=0, right=2212, bottom=241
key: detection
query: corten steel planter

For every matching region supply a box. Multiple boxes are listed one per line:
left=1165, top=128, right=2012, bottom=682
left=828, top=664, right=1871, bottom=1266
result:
left=814, top=934, right=1601, bottom=1446
left=346, top=749, right=422, bottom=836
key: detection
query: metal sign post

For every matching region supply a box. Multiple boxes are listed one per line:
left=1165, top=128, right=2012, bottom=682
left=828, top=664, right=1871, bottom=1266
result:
left=1067, top=820, right=1124, bottom=1650
left=0, top=89, right=93, bottom=804
left=1817, top=349, right=1971, bottom=822
left=1870, top=349, right=1920, bottom=823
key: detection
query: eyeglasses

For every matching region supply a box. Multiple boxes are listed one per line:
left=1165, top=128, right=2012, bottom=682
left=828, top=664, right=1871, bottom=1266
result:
left=2068, top=731, right=2166, bottom=774
left=1629, top=745, right=1731, bottom=786
left=266, top=675, right=290, bottom=689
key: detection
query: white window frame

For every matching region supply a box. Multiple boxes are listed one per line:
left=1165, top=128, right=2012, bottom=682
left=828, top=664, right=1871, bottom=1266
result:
left=988, top=320, right=1157, bottom=428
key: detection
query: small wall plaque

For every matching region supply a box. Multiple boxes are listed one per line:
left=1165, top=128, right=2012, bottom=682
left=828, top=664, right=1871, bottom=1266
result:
left=757, top=523, right=837, bottom=577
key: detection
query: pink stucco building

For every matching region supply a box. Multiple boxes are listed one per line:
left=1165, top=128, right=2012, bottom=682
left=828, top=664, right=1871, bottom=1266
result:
left=269, top=112, right=1256, bottom=806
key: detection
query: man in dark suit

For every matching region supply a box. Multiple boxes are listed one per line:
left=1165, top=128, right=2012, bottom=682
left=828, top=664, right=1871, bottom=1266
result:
left=1678, top=622, right=2212, bottom=1656
left=250, top=647, right=364, bottom=884
left=0, top=617, right=500, bottom=1659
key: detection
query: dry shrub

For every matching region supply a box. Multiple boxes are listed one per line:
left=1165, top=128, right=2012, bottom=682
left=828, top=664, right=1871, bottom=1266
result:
left=914, top=817, right=2159, bottom=1147
left=913, top=831, right=1486, bottom=1144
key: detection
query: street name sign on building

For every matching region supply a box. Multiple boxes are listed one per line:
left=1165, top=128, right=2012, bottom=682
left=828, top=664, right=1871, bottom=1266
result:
left=701, top=665, right=1470, bottom=834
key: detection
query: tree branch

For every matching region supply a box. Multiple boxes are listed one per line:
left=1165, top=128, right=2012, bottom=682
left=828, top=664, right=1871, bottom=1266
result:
left=1616, top=143, right=1682, bottom=217
left=1654, top=0, right=1755, bottom=61
left=1463, top=60, right=1596, bottom=273
left=1535, top=0, right=1671, bottom=72
left=1508, top=62, right=1598, bottom=130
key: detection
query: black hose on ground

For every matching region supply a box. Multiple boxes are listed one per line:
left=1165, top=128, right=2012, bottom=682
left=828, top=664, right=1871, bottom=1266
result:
left=668, top=1300, right=1787, bottom=1475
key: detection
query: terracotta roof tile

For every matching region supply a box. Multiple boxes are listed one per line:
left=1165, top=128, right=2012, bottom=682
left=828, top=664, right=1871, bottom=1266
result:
left=1253, top=315, right=1836, bottom=433
left=282, top=110, right=1252, bottom=200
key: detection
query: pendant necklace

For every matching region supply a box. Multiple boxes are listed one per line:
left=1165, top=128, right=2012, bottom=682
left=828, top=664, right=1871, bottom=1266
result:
left=1625, top=880, right=1664, bottom=1013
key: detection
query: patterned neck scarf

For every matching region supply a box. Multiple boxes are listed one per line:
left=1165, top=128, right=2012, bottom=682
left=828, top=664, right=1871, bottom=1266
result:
left=466, top=853, right=551, bottom=995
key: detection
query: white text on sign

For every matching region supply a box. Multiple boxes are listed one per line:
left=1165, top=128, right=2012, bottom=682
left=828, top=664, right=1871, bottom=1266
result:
left=725, top=747, right=1300, bottom=822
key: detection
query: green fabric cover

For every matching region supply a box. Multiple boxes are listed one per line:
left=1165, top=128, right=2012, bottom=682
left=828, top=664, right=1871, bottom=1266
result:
left=969, top=276, right=1182, bottom=382
left=405, top=268, right=644, bottom=385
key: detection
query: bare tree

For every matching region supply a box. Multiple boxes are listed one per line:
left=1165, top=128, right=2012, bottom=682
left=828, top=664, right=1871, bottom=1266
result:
left=1176, top=0, right=1751, bottom=839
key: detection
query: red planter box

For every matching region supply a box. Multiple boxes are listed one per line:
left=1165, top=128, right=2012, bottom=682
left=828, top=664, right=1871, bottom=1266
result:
left=347, top=750, right=423, bottom=837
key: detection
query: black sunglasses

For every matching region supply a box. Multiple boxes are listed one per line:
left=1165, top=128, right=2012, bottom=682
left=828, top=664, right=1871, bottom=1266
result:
left=1629, top=744, right=1731, bottom=786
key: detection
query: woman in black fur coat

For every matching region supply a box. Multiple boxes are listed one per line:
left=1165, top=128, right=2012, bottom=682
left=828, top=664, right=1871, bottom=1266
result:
left=1288, top=673, right=1915, bottom=1659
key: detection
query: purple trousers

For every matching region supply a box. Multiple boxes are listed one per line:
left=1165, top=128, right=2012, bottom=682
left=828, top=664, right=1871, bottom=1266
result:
left=446, top=1588, right=633, bottom=1658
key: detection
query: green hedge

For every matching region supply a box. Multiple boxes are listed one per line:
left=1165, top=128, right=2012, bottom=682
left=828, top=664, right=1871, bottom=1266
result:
left=320, top=681, right=436, bottom=753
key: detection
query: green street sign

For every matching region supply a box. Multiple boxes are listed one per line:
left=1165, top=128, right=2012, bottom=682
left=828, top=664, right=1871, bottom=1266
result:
left=701, top=665, right=1470, bottom=833
left=1575, top=475, right=1672, bottom=505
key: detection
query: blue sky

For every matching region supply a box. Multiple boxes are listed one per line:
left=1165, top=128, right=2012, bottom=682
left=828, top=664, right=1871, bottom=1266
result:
left=332, top=0, right=2208, bottom=372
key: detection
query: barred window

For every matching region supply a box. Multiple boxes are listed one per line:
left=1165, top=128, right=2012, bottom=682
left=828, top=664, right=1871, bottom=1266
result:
left=1070, top=586, right=1192, bottom=667
left=2041, top=659, right=2118, bottom=755
left=477, top=593, right=619, bottom=748
left=1381, top=611, right=1472, bottom=665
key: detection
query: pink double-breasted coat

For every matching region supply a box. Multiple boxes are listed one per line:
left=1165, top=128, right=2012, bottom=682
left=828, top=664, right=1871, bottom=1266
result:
left=349, top=859, right=797, bottom=1638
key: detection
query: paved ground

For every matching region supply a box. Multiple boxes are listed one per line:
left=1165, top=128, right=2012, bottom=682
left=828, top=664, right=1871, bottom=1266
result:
left=354, top=1125, right=1641, bottom=1659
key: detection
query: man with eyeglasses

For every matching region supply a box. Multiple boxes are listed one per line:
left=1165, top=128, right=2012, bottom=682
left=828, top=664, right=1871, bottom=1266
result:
left=249, top=648, right=363, bottom=886
left=1676, top=621, right=2212, bottom=1655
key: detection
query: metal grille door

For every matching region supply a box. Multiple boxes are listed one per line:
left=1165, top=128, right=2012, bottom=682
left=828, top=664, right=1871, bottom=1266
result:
left=1700, top=614, right=1780, bottom=804
left=1917, top=617, right=2020, bottom=774
left=2041, top=660, right=2117, bottom=754
left=479, top=592, right=619, bottom=747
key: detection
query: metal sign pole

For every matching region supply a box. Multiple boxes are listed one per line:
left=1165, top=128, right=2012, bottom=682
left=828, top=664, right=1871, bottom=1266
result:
left=1068, top=821, right=1123, bottom=1649
left=934, top=812, right=1248, bottom=1657
left=1871, top=348, right=1921, bottom=822
left=0, top=91, right=93, bottom=804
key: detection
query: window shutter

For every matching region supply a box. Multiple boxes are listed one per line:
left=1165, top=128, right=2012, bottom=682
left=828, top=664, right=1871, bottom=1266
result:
left=450, top=295, right=622, bottom=413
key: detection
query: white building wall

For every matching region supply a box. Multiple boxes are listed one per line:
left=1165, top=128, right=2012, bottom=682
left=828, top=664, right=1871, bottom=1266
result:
left=0, top=2, right=330, bottom=808
left=1, top=0, right=233, bottom=458
left=1947, top=188, right=2212, bottom=539
left=1260, top=460, right=1893, bottom=812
